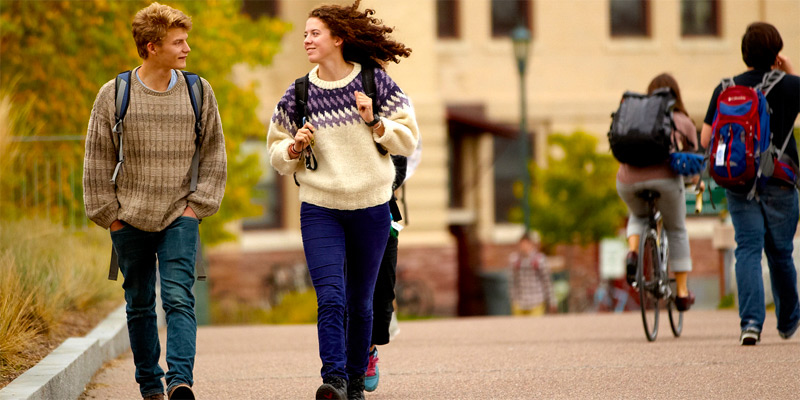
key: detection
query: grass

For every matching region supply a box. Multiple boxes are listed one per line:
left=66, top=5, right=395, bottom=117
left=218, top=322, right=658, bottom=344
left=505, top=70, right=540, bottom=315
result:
left=0, top=219, right=122, bottom=387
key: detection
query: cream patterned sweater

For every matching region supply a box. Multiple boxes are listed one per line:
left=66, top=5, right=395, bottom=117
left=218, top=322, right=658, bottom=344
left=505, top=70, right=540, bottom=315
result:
left=267, top=63, right=419, bottom=210
left=83, top=67, right=227, bottom=232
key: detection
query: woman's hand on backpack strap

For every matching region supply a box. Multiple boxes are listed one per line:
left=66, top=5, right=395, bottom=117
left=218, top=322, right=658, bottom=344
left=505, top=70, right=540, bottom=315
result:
left=291, top=122, right=315, bottom=159
left=354, top=91, right=374, bottom=123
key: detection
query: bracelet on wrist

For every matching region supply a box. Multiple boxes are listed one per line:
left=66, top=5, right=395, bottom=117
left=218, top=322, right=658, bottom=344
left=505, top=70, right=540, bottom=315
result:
left=371, top=120, right=383, bottom=132
left=365, top=114, right=380, bottom=127
left=288, top=144, right=301, bottom=157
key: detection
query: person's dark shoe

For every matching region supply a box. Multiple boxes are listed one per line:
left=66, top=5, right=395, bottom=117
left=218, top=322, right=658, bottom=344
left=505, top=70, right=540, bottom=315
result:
left=347, top=375, right=366, bottom=400
left=674, top=291, right=695, bottom=312
left=143, top=394, right=164, bottom=400
left=779, top=319, right=800, bottom=340
left=740, top=328, right=761, bottom=346
left=167, top=383, right=194, bottom=400
left=626, top=251, right=638, bottom=286
left=316, top=376, right=347, bottom=400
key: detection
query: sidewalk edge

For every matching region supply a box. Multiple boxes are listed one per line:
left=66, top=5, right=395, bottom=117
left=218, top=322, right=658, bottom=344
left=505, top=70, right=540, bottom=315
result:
left=0, top=304, right=129, bottom=400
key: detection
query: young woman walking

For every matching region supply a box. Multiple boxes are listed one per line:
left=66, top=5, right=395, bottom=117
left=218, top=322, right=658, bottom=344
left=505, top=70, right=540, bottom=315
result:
left=266, top=2, right=418, bottom=399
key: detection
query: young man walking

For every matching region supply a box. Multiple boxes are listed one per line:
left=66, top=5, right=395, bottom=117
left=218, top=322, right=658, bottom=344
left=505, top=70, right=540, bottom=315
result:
left=83, top=3, right=226, bottom=399
left=700, top=22, right=800, bottom=346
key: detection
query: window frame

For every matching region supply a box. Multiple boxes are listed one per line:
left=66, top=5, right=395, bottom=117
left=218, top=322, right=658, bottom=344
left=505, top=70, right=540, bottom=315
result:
left=437, top=0, right=461, bottom=39
left=609, top=0, right=651, bottom=38
left=491, top=0, right=533, bottom=38
left=680, top=0, right=720, bottom=37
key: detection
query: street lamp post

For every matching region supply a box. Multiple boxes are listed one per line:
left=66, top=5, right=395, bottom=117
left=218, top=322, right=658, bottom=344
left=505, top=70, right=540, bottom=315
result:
left=511, top=24, right=531, bottom=232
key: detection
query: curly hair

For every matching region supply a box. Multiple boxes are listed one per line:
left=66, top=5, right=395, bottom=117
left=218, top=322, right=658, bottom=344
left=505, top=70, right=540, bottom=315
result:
left=309, top=0, right=411, bottom=69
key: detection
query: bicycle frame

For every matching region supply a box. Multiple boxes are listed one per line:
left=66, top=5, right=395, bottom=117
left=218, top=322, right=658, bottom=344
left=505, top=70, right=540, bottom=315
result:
left=634, top=190, right=682, bottom=341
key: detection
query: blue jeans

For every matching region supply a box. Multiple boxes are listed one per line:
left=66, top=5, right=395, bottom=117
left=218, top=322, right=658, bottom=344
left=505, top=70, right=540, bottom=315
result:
left=727, top=185, right=800, bottom=334
left=110, top=216, right=199, bottom=397
left=300, top=202, right=389, bottom=381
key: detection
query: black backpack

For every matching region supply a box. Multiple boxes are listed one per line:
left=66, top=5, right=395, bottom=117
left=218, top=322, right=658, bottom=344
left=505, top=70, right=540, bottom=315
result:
left=608, top=88, right=676, bottom=167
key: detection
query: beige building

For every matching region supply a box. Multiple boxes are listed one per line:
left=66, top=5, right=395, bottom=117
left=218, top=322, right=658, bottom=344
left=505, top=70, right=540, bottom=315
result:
left=213, top=0, right=800, bottom=315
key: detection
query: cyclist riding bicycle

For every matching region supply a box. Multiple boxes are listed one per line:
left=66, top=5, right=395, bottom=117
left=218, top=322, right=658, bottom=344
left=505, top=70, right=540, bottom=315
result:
left=616, top=73, right=699, bottom=312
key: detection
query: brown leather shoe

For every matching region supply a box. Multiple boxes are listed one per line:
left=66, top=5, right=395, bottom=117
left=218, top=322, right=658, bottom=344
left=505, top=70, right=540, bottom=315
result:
left=675, top=291, right=695, bottom=311
left=143, top=394, right=164, bottom=400
left=168, top=383, right=195, bottom=400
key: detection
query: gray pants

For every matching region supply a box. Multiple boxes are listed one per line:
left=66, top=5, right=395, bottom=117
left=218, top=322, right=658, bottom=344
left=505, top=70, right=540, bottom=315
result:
left=616, top=177, right=692, bottom=273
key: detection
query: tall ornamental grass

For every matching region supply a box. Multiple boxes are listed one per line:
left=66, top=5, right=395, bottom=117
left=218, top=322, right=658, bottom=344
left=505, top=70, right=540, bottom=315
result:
left=0, top=220, right=120, bottom=378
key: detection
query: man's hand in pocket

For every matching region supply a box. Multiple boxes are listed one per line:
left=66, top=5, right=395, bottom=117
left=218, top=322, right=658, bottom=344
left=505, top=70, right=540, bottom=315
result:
left=110, top=220, right=125, bottom=232
left=183, top=206, right=197, bottom=219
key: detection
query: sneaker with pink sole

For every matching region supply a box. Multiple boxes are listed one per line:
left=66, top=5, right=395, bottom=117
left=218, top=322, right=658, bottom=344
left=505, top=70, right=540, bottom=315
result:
left=364, top=347, right=379, bottom=392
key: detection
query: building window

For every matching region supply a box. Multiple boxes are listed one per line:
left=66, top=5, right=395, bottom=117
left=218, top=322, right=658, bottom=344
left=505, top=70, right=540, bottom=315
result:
left=241, top=140, right=283, bottom=230
left=610, top=0, right=649, bottom=37
left=492, top=0, right=532, bottom=38
left=437, top=0, right=460, bottom=38
left=241, top=0, right=278, bottom=19
left=681, top=0, right=719, bottom=36
left=494, top=134, right=533, bottom=223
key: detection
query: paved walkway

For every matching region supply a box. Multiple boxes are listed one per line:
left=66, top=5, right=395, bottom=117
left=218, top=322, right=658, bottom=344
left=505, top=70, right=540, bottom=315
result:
left=81, top=310, right=800, bottom=399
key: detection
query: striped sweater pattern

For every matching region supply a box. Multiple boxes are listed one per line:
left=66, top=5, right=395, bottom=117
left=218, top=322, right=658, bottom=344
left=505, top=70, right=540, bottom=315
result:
left=268, top=63, right=419, bottom=210
left=83, top=67, right=227, bottom=232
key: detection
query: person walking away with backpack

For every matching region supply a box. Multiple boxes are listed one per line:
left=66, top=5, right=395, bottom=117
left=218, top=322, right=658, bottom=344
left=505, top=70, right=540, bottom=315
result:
left=83, top=3, right=227, bottom=399
left=699, top=22, right=800, bottom=346
left=266, top=1, right=419, bottom=399
left=616, top=73, right=698, bottom=312
left=366, top=139, right=422, bottom=393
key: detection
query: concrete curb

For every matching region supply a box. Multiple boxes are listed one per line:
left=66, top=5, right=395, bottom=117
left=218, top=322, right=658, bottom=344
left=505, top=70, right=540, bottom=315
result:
left=2, top=288, right=167, bottom=400
left=0, top=304, right=128, bottom=400
left=0, top=304, right=148, bottom=400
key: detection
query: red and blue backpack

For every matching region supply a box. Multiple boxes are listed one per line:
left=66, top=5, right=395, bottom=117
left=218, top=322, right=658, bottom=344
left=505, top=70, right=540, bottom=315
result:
left=708, top=70, right=796, bottom=199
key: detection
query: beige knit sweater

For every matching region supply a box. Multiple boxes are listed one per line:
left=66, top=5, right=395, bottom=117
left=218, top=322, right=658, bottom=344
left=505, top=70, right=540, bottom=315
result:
left=83, top=68, right=227, bottom=232
left=267, top=63, right=419, bottom=210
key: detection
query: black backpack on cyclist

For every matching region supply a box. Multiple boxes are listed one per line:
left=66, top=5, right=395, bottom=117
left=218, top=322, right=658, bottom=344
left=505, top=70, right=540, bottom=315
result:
left=608, top=88, right=676, bottom=167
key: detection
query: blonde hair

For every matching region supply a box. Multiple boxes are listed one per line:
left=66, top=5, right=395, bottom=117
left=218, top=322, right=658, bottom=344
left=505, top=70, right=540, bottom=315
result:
left=132, top=2, right=192, bottom=59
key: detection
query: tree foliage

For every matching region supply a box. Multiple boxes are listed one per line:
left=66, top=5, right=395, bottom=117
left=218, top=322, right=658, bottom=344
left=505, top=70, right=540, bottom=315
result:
left=515, top=131, right=627, bottom=250
left=0, top=0, right=290, bottom=244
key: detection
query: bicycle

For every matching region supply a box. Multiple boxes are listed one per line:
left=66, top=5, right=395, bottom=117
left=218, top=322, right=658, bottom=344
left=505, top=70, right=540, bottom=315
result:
left=632, top=190, right=683, bottom=341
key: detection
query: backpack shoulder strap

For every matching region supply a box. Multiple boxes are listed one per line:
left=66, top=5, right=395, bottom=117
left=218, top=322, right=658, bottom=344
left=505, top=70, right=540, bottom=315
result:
left=181, top=71, right=204, bottom=193
left=720, top=77, right=736, bottom=91
left=291, top=74, right=311, bottom=188
left=109, top=71, right=131, bottom=281
left=361, top=67, right=378, bottom=113
left=294, top=74, right=310, bottom=130
left=360, top=67, right=388, bottom=155
left=114, top=71, right=132, bottom=127
left=181, top=71, right=207, bottom=280
left=111, top=71, right=132, bottom=185
left=758, top=70, right=786, bottom=97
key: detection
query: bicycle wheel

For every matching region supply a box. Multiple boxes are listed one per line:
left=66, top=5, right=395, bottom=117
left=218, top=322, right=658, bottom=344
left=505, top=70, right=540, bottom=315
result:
left=663, top=227, right=684, bottom=337
left=638, top=228, right=660, bottom=341
left=667, top=279, right=683, bottom=337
